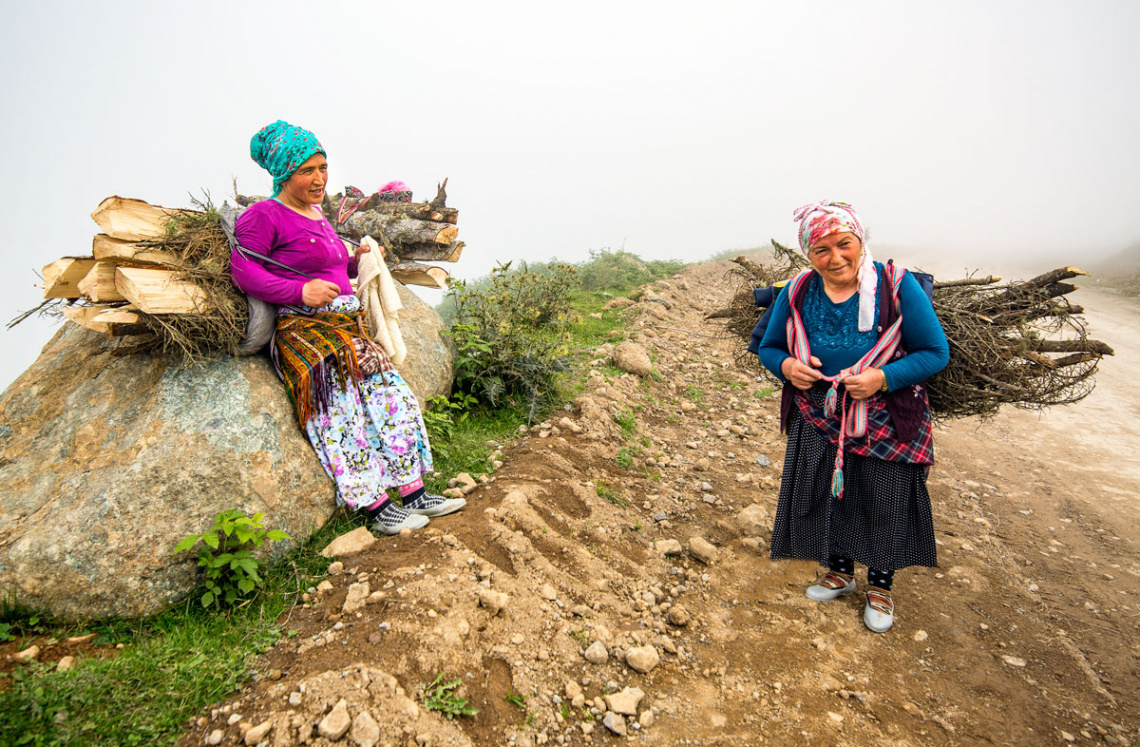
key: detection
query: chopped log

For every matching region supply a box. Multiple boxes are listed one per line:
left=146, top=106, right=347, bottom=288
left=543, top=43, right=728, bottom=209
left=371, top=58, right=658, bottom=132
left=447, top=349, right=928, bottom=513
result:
left=1028, top=339, right=1115, bottom=356
left=78, top=262, right=127, bottom=303
left=42, top=257, right=98, bottom=299
left=92, top=306, right=141, bottom=325
left=389, top=262, right=449, bottom=290
left=90, top=197, right=191, bottom=241
left=92, top=234, right=180, bottom=266
left=343, top=214, right=457, bottom=245
left=1026, top=266, right=1090, bottom=288
left=62, top=304, right=147, bottom=336
left=395, top=241, right=465, bottom=263
left=115, top=267, right=211, bottom=314
left=934, top=276, right=1001, bottom=288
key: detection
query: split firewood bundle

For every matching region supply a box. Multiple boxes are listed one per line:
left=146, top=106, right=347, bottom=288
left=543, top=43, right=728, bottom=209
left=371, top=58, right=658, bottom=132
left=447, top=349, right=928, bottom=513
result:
left=23, top=180, right=464, bottom=358
left=712, top=241, right=1115, bottom=420
left=238, top=179, right=462, bottom=291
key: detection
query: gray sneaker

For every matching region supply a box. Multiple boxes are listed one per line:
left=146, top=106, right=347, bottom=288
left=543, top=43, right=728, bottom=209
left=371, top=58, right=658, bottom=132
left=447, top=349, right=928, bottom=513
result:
left=404, top=492, right=467, bottom=518
left=370, top=502, right=430, bottom=535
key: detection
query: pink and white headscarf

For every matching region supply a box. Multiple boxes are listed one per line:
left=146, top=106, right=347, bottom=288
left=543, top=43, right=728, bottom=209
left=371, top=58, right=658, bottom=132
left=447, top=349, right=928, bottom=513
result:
left=793, top=201, right=877, bottom=332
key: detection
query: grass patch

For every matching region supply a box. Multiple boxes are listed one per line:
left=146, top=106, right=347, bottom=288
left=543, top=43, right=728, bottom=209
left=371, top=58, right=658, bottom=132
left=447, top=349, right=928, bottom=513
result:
left=615, top=446, right=637, bottom=470
left=595, top=481, right=628, bottom=509
left=613, top=410, right=638, bottom=439
left=422, top=674, right=479, bottom=720
left=0, top=511, right=358, bottom=747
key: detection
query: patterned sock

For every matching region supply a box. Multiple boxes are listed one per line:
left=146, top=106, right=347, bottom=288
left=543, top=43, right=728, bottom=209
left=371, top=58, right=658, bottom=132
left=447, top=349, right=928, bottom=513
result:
left=828, top=553, right=855, bottom=576
left=867, top=568, right=895, bottom=591
left=369, top=500, right=411, bottom=530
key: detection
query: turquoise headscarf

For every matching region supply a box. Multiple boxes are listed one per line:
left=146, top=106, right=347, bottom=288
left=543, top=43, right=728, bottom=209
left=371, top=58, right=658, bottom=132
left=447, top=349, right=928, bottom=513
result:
left=250, top=120, right=326, bottom=196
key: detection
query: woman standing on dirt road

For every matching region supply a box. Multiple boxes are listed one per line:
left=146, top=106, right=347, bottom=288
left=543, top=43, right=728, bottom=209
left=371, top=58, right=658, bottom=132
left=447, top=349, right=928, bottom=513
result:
left=230, top=120, right=465, bottom=535
left=754, top=201, right=949, bottom=633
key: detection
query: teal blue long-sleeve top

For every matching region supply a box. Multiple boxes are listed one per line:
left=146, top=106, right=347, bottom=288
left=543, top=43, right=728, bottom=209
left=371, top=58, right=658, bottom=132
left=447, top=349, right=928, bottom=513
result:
left=756, top=264, right=950, bottom=391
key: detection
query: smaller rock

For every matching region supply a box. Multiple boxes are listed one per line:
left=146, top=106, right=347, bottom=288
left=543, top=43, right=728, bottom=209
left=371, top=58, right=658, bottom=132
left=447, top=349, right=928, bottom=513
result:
left=540, top=584, right=558, bottom=601
left=289, top=692, right=303, bottom=706
left=454, top=472, right=478, bottom=490
left=342, top=582, right=372, bottom=614
left=603, top=712, right=628, bottom=737
left=1002, top=656, right=1027, bottom=668
left=244, top=720, right=272, bottom=746
left=913, top=630, right=929, bottom=642
left=565, top=680, right=583, bottom=701
left=688, top=537, right=718, bottom=564
left=319, top=699, right=352, bottom=740
left=626, top=645, right=660, bottom=673
left=605, top=687, right=645, bottom=716
left=65, top=634, right=97, bottom=645
left=612, top=342, right=653, bottom=377
left=655, top=539, right=684, bottom=556
left=321, top=528, right=376, bottom=558
left=56, top=656, right=76, bottom=671
left=317, top=579, right=334, bottom=593
left=639, top=710, right=655, bottom=728
left=652, top=511, right=667, bottom=523
left=755, top=454, right=772, bottom=467
left=327, top=561, right=344, bottom=575
left=478, top=589, right=510, bottom=616
left=351, top=711, right=380, bottom=747
left=227, top=714, right=243, bottom=726
left=667, top=606, right=691, bottom=627
left=14, top=645, right=40, bottom=663
left=584, top=641, right=609, bottom=665
left=204, top=730, right=224, bottom=746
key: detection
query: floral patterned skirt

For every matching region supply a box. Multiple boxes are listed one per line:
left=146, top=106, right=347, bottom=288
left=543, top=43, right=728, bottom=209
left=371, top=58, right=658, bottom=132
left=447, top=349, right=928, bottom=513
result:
left=280, top=296, right=433, bottom=510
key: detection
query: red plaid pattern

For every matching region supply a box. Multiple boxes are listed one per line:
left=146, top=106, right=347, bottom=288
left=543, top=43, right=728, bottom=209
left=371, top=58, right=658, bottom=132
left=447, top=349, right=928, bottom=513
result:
left=794, top=386, right=934, bottom=466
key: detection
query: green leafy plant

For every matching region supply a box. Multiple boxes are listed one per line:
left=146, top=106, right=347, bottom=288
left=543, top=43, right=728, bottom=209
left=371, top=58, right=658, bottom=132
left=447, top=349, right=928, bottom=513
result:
left=560, top=702, right=573, bottom=721
left=615, top=446, right=637, bottom=469
left=569, top=625, right=592, bottom=649
left=505, top=691, right=527, bottom=709
left=423, top=674, right=479, bottom=719
left=596, top=482, right=628, bottom=508
left=174, top=510, right=291, bottom=609
left=613, top=410, right=638, bottom=439
left=423, top=393, right=478, bottom=463
left=0, top=623, right=12, bottom=643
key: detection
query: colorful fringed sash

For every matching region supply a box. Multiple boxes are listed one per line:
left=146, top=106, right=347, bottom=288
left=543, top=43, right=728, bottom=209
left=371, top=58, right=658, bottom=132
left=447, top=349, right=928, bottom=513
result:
left=272, top=310, right=388, bottom=428
left=785, top=264, right=906, bottom=499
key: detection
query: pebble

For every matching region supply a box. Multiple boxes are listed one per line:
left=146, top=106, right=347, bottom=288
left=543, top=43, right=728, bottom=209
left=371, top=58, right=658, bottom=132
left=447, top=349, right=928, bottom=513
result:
left=605, top=687, right=645, bottom=716
left=14, top=645, right=40, bottom=663
left=626, top=645, right=661, bottom=673
left=640, top=710, right=655, bottom=728
left=227, top=714, right=243, bottom=725
left=352, top=711, right=381, bottom=747
left=656, top=539, right=684, bottom=556
left=319, top=699, right=352, bottom=740
left=584, top=641, right=609, bottom=665
left=479, top=589, right=510, bottom=616
left=205, top=729, right=224, bottom=746
left=688, top=537, right=718, bottom=564
left=755, top=454, right=772, bottom=467
left=603, top=712, right=628, bottom=736
left=1002, top=656, right=1027, bottom=668
left=56, top=656, right=75, bottom=671
left=667, top=606, right=691, bottom=627
left=913, top=630, right=929, bottom=642
left=244, top=720, right=272, bottom=746
left=327, top=561, right=344, bottom=575
left=289, top=692, right=303, bottom=706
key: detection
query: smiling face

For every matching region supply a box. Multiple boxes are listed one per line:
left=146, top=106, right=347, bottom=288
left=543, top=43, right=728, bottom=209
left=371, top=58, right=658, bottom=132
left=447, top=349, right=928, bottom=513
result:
left=278, top=153, right=328, bottom=210
left=807, top=231, right=863, bottom=294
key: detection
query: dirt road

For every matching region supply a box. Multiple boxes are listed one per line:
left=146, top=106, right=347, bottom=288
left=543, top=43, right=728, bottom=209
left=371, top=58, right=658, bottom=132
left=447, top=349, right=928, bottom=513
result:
left=180, top=262, right=1139, bottom=747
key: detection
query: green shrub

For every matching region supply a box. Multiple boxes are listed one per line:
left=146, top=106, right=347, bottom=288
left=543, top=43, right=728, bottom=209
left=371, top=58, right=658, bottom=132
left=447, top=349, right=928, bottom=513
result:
left=174, top=510, right=291, bottom=610
left=422, top=674, right=479, bottom=719
left=445, top=261, right=580, bottom=419
left=576, top=249, right=686, bottom=292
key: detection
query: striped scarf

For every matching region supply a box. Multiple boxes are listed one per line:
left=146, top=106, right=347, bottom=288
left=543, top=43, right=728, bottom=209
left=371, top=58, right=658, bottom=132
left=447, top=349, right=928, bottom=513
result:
left=785, top=264, right=906, bottom=499
left=272, top=310, right=377, bottom=428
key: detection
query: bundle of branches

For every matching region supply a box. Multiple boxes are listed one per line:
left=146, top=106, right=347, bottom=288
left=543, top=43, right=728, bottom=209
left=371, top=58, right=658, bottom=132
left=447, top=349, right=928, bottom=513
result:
left=19, top=180, right=466, bottom=360
left=237, top=179, right=461, bottom=290
left=713, top=241, right=1114, bottom=420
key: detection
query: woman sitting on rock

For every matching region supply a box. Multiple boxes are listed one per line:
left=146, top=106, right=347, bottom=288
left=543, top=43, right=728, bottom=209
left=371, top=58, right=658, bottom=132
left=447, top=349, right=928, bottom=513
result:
left=755, top=201, right=949, bottom=633
left=231, top=120, right=465, bottom=535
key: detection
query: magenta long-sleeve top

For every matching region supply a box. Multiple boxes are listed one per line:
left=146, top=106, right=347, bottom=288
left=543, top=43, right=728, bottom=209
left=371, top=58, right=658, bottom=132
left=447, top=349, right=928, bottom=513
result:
left=231, top=199, right=357, bottom=306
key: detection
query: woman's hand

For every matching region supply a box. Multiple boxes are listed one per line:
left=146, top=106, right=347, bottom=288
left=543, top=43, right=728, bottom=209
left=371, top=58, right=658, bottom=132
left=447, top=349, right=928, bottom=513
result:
left=354, top=241, right=380, bottom=263
left=844, top=368, right=886, bottom=400
left=781, top=355, right=823, bottom=390
left=302, top=279, right=340, bottom=307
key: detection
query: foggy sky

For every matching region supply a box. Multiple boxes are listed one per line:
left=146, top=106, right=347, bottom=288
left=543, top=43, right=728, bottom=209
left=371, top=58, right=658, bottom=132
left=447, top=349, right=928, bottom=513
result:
left=2, top=0, right=1138, bottom=391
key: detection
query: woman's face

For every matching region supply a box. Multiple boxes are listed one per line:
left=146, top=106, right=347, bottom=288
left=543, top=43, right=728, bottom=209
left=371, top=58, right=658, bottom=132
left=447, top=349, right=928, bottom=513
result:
left=281, top=153, right=328, bottom=206
left=808, top=231, right=863, bottom=290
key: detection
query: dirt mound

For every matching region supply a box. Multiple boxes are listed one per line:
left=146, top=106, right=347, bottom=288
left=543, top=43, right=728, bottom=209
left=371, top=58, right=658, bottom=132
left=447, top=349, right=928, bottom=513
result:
left=180, top=261, right=1140, bottom=747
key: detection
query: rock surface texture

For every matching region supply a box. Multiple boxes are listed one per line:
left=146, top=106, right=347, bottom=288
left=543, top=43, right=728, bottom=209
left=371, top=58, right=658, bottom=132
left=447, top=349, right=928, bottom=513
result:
left=391, top=284, right=455, bottom=403
left=0, top=325, right=337, bottom=620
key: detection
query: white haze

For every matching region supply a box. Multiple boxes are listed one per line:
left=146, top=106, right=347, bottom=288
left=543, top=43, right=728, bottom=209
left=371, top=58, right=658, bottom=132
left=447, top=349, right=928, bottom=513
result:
left=2, top=0, right=1138, bottom=391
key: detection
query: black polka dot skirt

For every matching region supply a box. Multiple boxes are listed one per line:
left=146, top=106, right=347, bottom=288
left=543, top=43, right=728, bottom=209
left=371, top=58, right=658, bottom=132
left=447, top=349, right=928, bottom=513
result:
left=769, top=401, right=938, bottom=572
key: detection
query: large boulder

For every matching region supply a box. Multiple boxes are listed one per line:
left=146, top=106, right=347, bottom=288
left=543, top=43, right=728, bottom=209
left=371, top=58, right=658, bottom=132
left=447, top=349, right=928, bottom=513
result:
left=392, top=284, right=454, bottom=403
left=0, top=325, right=339, bottom=620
